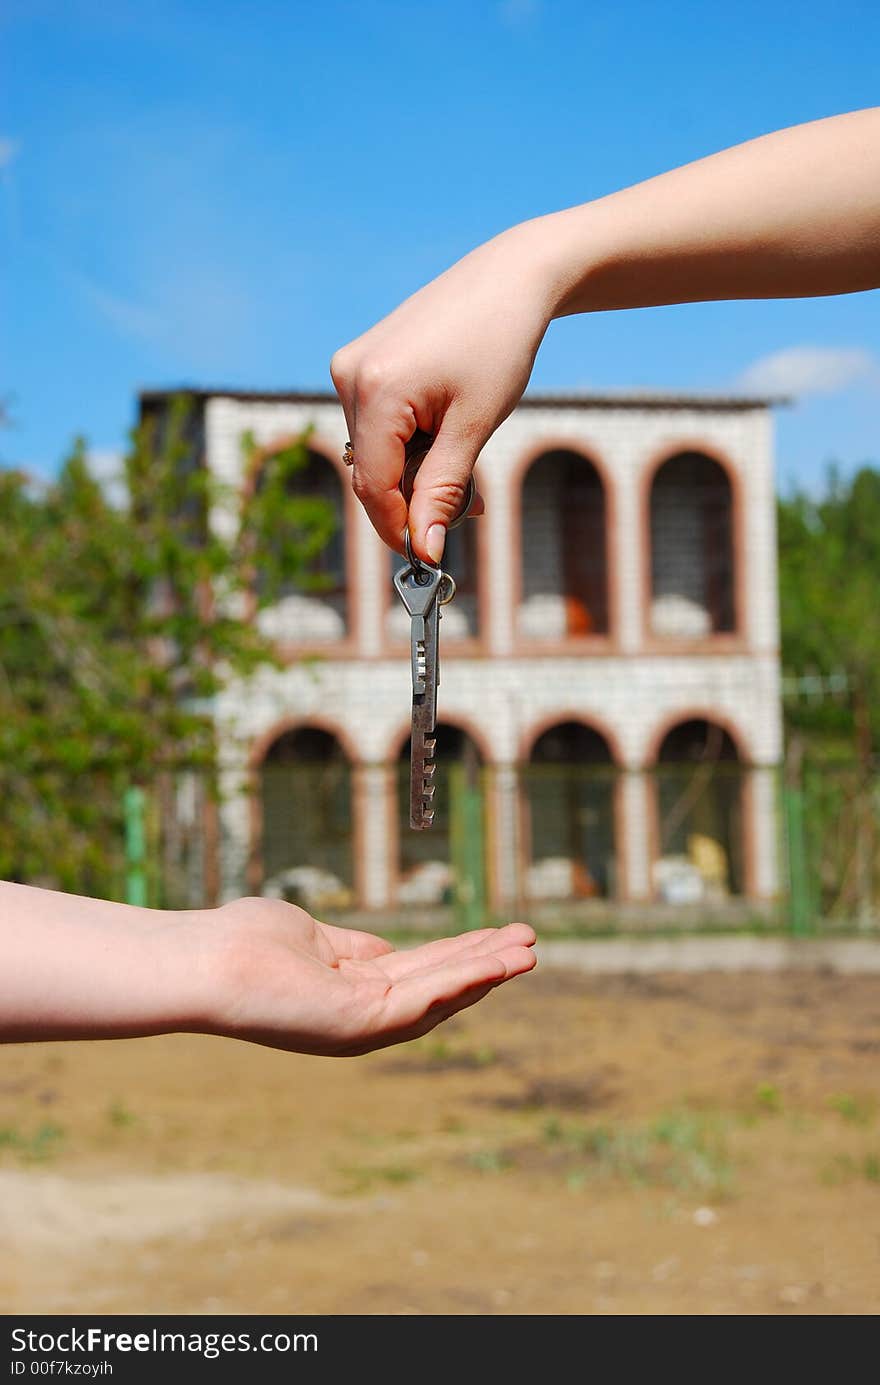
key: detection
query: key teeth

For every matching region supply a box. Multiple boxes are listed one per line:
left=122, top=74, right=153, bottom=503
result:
left=422, top=785, right=435, bottom=801
left=422, top=810, right=434, bottom=826
left=422, top=762, right=436, bottom=781
left=424, top=738, right=436, bottom=756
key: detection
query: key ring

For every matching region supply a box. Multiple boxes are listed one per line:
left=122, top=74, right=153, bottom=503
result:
left=400, top=428, right=476, bottom=524
left=404, top=529, right=433, bottom=583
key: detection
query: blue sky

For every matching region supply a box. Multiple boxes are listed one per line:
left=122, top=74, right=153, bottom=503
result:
left=2, top=0, right=878, bottom=491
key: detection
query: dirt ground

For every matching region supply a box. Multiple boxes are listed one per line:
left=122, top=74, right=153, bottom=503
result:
left=2, top=965, right=880, bottom=1316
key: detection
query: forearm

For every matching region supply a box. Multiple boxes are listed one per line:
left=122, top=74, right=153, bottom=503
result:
left=537, top=107, right=880, bottom=316
left=0, top=882, right=210, bottom=1042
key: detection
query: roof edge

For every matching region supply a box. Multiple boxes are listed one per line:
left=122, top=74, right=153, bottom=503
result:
left=138, top=386, right=788, bottom=412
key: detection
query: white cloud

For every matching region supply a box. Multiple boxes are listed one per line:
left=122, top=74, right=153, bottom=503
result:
left=498, top=0, right=540, bottom=27
left=0, top=137, right=19, bottom=170
left=63, top=266, right=163, bottom=344
left=734, top=345, right=880, bottom=399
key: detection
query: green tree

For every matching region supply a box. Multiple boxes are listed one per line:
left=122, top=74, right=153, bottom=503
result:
left=0, top=395, right=333, bottom=898
left=778, top=465, right=880, bottom=923
left=778, top=464, right=880, bottom=757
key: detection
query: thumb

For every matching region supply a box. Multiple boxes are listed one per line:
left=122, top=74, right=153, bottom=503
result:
left=406, top=418, right=484, bottom=565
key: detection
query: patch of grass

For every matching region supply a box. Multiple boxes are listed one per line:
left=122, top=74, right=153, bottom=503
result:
left=397, top=1037, right=500, bottom=1072
left=754, top=1083, right=782, bottom=1114
left=467, top=1149, right=512, bottom=1174
left=827, top=1093, right=876, bottom=1126
left=0, top=1122, right=65, bottom=1162
left=337, top=1163, right=423, bottom=1194
left=107, top=1100, right=137, bottom=1130
left=534, top=1109, right=734, bottom=1197
left=820, top=1152, right=880, bottom=1186
left=376, top=1165, right=420, bottom=1185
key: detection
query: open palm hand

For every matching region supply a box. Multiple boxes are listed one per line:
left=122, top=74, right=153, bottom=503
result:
left=207, top=898, right=537, bottom=1056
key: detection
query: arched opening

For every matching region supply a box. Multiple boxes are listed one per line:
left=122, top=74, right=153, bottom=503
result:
left=255, top=447, right=348, bottom=641
left=259, top=727, right=354, bottom=909
left=525, top=721, right=617, bottom=899
left=649, top=452, right=734, bottom=638
left=386, top=520, right=479, bottom=643
left=397, top=724, right=484, bottom=906
left=519, top=450, right=608, bottom=639
left=654, top=718, right=744, bottom=900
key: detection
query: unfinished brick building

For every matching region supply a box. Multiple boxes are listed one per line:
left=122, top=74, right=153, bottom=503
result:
left=142, top=388, right=783, bottom=921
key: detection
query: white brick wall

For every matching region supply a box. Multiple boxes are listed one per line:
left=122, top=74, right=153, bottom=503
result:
left=204, top=393, right=783, bottom=906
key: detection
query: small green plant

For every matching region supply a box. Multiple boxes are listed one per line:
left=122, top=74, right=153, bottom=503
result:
left=754, top=1083, right=782, bottom=1114
left=427, top=1039, right=497, bottom=1068
left=0, top=1123, right=65, bottom=1162
left=467, top=1149, right=512, bottom=1174
left=107, top=1100, right=137, bottom=1129
left=542, top=1117, right=563, bottom=1143
left=828, top=1093, right=876, bottom=1126
left=534, top=1111, right=733, bottom=1197
left=338, top=1163, right=422, bottom=1194
left=473, top=1045, right=497, bottom=1068
left=376, top=1165, right=420, bottom=1185
left=819, top=1152, right=880, bottom=1186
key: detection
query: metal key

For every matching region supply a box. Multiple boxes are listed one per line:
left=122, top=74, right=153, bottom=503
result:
left=394, top=430, right=468, bottom=829
left=393, top=556, right=456, bottom=829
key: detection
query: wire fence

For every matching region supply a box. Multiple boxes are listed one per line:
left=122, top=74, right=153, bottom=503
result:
left=782, top=760, right=880, bottom=934
left=7, top=754, right=877, bottom=936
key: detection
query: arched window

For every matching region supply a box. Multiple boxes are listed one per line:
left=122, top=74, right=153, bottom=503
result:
left=649, top=452, right=734, bottom=638
left=519, top=450, right=608, bottom=640
left=654, top=718, right=744, bottom=899
left=255, top=448, right=348, bottom=641
left=397, top=724, right=484, bottom=906
left=386, top=519, right=479, bottom=643
left=259, top=727, right=353, bottom=908
left=525, top=721, right=617, bottom=899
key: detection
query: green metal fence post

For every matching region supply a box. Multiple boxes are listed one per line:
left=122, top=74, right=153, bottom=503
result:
left=450, top=763, right=487, bottom=931
left=783, top=782, right=812, bottom=937
left=124, top=785, right=148, bottom=908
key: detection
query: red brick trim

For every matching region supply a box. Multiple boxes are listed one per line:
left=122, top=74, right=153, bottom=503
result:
left=518, top=709, right=624, bottom=766
left=643, top=706, right=753, bottom=768
left=384, top=711, right=494, bottom=766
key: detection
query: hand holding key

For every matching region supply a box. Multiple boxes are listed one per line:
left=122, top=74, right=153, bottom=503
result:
left=393, top=433, right=471, bottom=830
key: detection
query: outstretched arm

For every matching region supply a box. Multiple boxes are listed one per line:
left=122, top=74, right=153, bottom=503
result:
left=552, top=106, right=880, bottom=314
left=332, top=107, right=880, bottom=560
left=0, top=882, right=536, bottom=1055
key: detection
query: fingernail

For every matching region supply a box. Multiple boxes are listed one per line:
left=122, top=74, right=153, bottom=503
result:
left=426, top=524, right=446, bottom=564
